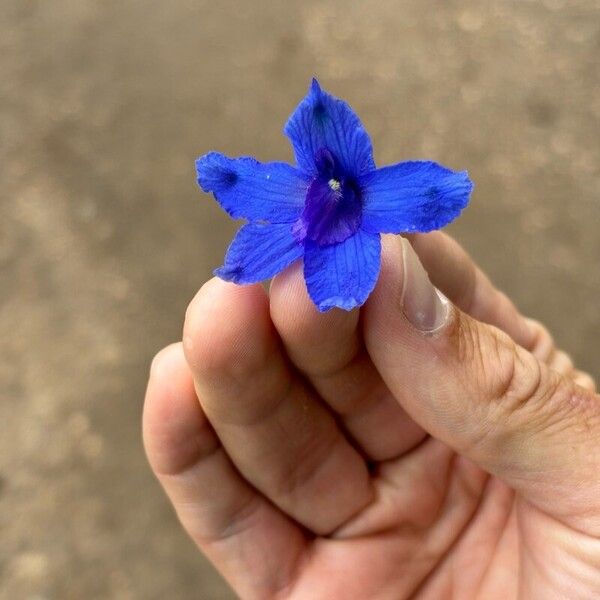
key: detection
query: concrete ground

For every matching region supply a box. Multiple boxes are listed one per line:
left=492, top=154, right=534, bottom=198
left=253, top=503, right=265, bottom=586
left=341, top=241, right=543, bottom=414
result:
left=1, top=1, right=599, bottom=598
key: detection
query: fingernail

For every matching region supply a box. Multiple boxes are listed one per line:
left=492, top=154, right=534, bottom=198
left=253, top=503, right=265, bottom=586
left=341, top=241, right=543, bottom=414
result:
left=400, top=237, right=450, bottom=332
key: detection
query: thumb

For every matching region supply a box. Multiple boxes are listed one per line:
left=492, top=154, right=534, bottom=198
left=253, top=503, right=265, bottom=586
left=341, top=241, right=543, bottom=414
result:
left=363, top=236, right=600, bottom=533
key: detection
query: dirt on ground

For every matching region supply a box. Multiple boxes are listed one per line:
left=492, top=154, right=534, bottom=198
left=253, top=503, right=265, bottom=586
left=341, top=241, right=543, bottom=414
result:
left=1, top=1, right=599, bottom=598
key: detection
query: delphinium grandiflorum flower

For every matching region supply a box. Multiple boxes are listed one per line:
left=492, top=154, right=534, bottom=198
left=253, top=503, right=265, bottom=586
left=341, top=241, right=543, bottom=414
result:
left=196, top=79, right=473, bottom=312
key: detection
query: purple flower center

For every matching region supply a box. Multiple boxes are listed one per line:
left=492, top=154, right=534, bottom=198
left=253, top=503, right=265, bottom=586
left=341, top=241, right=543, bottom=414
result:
left=296, top=148, right=362, bottom=246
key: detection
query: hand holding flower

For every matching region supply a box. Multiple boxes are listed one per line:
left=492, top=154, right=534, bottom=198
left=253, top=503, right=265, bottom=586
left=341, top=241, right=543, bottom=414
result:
left=144, top=233, right=600, bottom=599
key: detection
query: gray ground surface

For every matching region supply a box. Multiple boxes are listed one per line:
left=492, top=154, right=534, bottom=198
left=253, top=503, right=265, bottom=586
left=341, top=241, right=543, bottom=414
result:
left=1, top=1, right=599, bottom=598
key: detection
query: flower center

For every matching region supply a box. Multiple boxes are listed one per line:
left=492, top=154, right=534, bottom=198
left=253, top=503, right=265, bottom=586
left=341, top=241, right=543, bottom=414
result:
left=297, top=149, right=362, bottom=246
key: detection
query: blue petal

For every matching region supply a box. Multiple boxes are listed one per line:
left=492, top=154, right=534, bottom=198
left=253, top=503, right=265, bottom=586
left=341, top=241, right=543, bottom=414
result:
left=284, top=79, right=375, bottom=178
left=196, top=152, right=309, bottom=223
left=215, top=222, right=303, bottom=284
left=359, top=161, right=473, bottom=234
left=303, top=229, right=381, bottom=312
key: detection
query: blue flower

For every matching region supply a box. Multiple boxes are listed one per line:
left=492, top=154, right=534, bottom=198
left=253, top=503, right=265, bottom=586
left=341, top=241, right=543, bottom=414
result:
left=196, top=79, right=473, bottom=312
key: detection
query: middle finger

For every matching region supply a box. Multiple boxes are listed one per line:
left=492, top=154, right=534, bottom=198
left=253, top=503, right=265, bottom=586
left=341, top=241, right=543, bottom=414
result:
left=270, top=261, right=426, bottom=461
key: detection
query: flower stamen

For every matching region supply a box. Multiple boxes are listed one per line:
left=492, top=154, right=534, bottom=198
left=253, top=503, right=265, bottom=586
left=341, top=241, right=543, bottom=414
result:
left=328, top=178, right=341, bottom=192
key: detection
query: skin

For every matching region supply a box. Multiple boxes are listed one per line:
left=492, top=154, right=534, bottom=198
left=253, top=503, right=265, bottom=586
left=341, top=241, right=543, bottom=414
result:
left=143, top=232, right=600, bottom=599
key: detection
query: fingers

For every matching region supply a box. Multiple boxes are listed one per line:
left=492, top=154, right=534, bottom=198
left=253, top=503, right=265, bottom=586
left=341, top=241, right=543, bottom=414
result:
left=526, top=318, right=596, bottom=391
left=143, top=343, right=307, bottom=599
left=270, top=262, right=426, bottom=460
left=183, top=279, right=372, bottom=534
left=363, top=237, right=600, bottom=534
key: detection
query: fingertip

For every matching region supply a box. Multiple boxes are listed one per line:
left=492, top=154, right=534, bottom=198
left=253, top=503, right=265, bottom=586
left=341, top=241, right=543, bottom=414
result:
left=523, top=318, right=555, bottom=362
left=270, top=261, right=360, bottom=376
left=362, top=235, right=406, bottom=338
left=271, top=260, right=359, bottom=332
left=375, top=234, right=405, bottom=293
left=573, top=370, right=596, bottom=393
left=149, top=341, right=185, bottom=380
left=269, top=261, right=311, bottom=325
left=146, top=342, right=192, bottom=417
left=269, top=261, right=306, bottom=307
left=183, top=278, right=274, bottom=379
left=144, top=342, right=216, bottom=476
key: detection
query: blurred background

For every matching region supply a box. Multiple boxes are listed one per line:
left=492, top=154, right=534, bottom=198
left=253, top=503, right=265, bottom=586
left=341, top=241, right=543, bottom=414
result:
left=1, top=0, right=599, bottom=598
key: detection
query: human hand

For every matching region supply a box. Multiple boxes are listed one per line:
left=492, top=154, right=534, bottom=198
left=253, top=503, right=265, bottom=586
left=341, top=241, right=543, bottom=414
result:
left=143, top=232, right=599, bottom=599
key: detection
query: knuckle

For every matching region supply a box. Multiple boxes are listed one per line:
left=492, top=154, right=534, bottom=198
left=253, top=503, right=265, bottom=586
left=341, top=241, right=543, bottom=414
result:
left=456, top=316, right=520, bottom=404
left=489, top=345, right=593, bottom=437
left=457, top=316, right=600, bottom=457
left=574, top=370, right=597, bottom=393
left=454, top=312, right=483, bottom=366
left=490, top=339, right=544, bottom=415
left=548, top=350, right=575, bottom=376
left=183, top=280, right=219, bottom=340
left=460, top=318, right=553, bottom=420
left=524, top=318, right=555, bottom=363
